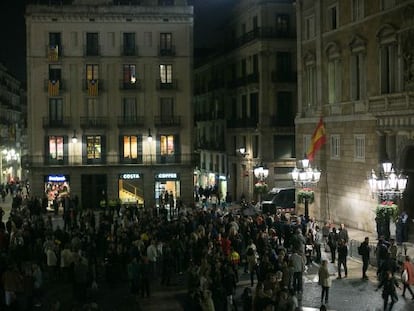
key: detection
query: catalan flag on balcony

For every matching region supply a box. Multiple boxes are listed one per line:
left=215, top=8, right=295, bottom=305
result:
left=48, top=80, right=60, bottom=96
left=48, top=45, right=59, bottom=61
left=307, top=117, right=326, bottom=161
left=88, top=79, right=99, bottom=96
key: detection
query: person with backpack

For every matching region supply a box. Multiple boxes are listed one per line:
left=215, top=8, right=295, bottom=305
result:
left=358, top=237, right=371, bottom=280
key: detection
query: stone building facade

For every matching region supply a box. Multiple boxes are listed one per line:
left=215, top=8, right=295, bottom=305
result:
left=296, top=0, right=414, bottom=231
left=194, top=0, right=297, bottom=204
left=25, top=0, right=194, bottom=210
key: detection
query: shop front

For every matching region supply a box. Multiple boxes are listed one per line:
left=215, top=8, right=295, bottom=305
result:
left=118, top=172, right=144, bottom=206
left=44, top=174, right=70, bottom=211
left=155, top=172, right=181, bottom=219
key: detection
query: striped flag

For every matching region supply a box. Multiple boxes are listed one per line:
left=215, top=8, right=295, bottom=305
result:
left=88, top=79, right=99, bottom=96
left=48, top=80, right=60, bottom=96
left=48, top=45, right=59, bottom=61
left=307, top=117, right=326, bottom=161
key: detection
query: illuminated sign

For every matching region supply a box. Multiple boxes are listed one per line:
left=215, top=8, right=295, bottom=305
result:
left=156, top=173, right=179, bottom=179
left=46, top=175, right=67, bottom=182
left=119, top=173, right=141, bottom=180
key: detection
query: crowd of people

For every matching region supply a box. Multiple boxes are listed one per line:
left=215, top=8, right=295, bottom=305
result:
left=0, top=188, right=326, bottom=311
left=0, top=188, right=413, bottom=311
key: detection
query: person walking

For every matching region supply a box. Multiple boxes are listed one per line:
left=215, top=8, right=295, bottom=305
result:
left=291, top=250, right=305, bottom=294
left=376, top=270, right=400, bottom=310
left=337, top=239, right=348, bottom=279
left=401, top=255, right=414, bottom=300
left=327, top=227, right=338, bottom=263
left=359, top=237, right=371, bottom=280
left=338, top=223, right=349, bottom=244
left=318, top=260, right=331, bottom=305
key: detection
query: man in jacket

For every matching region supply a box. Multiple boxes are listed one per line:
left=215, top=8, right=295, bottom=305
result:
left=290, top=250, right=305, bottom=294
left=337, top=239, right=348, bottom=279
left=359, top=237, right=371, bottom=280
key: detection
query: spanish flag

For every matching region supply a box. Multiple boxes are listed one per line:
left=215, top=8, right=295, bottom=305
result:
left=48, top=80, right=60, bottom=96
left=307, top=117, right=326, bottom=161
left=88, top=79, right=99, bottom=96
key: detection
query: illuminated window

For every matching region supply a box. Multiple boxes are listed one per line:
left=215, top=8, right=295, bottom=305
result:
left=86, top=64, right=99, bottom=81
left=123, top=64, right=136, bottom=84
left=49, top=136, right=64, bottom=160
left=160, top=64, right=173, bottom=83
left=123, top=135, right=138, bottom=159
left=87, top=135, right=101, bottom=159
left=160, top=135, right=174, bottom=155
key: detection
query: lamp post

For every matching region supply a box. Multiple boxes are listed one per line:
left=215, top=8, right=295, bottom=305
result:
left=291, top=157, right=321, bottom=222
left=368, top=159, right=407, bottom=240
left=254, top=164, right=269, bottom=208
left=368, top=160, right=407, bottom=202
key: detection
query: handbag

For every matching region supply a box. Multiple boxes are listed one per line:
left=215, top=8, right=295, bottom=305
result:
left=402, top=269, right=408, bottom=283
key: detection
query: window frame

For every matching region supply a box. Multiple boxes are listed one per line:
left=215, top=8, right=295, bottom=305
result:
left=330, top=134, right=340, bottom=160
left=327, top=4, right=339, bottom=31
left=84, top=135, right=105, bottom=164
left=352, top=0, right=364, bottom=21
left=123, top=32, right=136, bottom=56
left=121, top=134, right=142, bottom=164
left=304, top=15, right=315, bottom=40
left=86, top=32, right=99, bottom=56
left=47, top=135, right=67, bottom=165
left=354, top=134, right=365, bottom=162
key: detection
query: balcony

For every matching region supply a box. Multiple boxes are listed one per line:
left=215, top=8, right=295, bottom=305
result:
left=231, top=27, right=294, bottom=49
left=271, top=71, right=297, bottom=83
left=154, top=115, right=181, bottom=127
left=247, top=72, right=260, bottom=84
left=119, top=79, right=141, bottom=90
left=117, top=116, right=145, bottom=128
left=269, top=115, right=295, bottom=127
left=42, top=116, right=72, bottom=129
left=84, top=79, right=102, bottom=96
left=158, top=45, right=176, bottom=57
left=80, top=116, right=109, bottom=129
left=227, top=117, right=258, bottom=128
left=44, top=79, right=65, bottom=96
left=156, top=79, right=178, bottom=90
left=23, top=153, right=197, bottom=168
left=121, top=45, right=138, bottom=56
left=84, top=45, right=100, bottom=57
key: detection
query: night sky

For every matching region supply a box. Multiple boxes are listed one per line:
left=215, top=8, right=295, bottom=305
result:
left=0, top=0, right=234, bottom=83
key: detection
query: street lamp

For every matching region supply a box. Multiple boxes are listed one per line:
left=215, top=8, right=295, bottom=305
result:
left=254, top=164, right=269, bottom=207
left=291, top=157, right=321, bottom=222
left=368, top=159, right=407, bottom=240
left=368, top=160, right=407, bottom=201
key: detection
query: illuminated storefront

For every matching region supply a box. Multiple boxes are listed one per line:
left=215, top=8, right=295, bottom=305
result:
left=44, top=174, right=70, bottom=211
left=155, top=172, right=180, bottom=209
left=118, top=172, right=144, bottom=205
